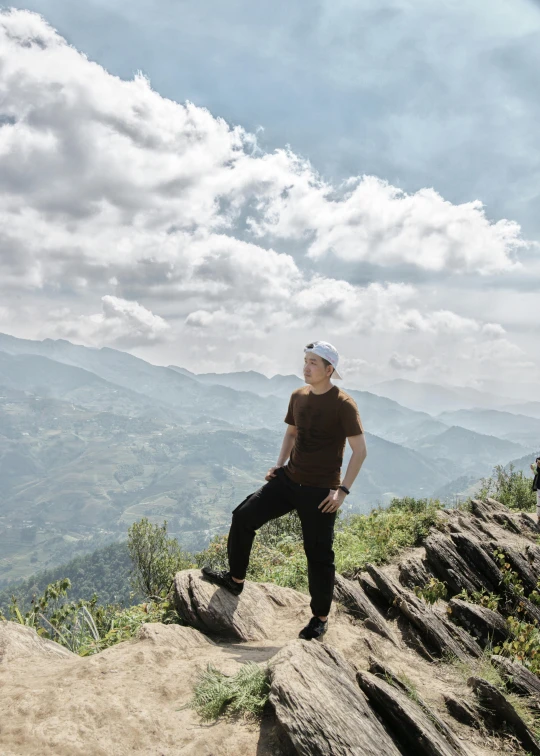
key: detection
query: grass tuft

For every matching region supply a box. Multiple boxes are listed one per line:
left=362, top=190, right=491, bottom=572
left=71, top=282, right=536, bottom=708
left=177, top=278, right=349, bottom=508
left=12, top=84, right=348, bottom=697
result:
left=190, top=662, right=270, bottom=721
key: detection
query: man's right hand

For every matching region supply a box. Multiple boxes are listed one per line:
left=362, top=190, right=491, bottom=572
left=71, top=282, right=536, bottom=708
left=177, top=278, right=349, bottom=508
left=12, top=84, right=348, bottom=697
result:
left=265, top=466, right=282, bottom=481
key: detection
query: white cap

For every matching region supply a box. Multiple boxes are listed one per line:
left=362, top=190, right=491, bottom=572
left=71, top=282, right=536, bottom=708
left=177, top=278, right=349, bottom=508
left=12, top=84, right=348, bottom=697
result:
left=304, top=340, right=342, bottom=380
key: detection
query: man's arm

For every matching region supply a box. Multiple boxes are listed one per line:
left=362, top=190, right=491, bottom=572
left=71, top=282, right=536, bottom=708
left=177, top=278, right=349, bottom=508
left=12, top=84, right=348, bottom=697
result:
left=340, top=433, right=367, bottom=492
left=277, top=424, right=297, bottom=465
left=265, top=424, right=297, bottom=481
left=319, top=433, right=367, bottom=513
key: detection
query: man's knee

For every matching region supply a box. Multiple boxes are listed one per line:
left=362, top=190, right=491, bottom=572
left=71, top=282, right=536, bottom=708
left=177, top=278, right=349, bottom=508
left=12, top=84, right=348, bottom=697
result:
left=304, top=544, right=335, bottom=567
left=231, top=499, right=265, bottom=531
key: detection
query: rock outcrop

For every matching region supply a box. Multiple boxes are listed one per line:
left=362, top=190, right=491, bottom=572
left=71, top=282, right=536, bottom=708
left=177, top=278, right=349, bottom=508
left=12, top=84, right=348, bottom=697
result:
left=0, top=620, right=76, bottom=663
left=491, top=654, right=540, bottom=701
left=468, top=676, right=540, bottom=756
left=333, top=573, right=397, bottom=643
left=3, top=496, right=540, bottom=756
left=269, top=640, right=402, bottom=756
left=357, top=669, right=467, bottom=756
left=447, top=598, right=508, bottom=648
left=173, top=569, right=309, bottom=640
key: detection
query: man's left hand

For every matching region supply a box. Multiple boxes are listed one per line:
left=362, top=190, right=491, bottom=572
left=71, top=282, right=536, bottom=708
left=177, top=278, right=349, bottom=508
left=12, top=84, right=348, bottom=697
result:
left=319, top=488, right=346, bottom=514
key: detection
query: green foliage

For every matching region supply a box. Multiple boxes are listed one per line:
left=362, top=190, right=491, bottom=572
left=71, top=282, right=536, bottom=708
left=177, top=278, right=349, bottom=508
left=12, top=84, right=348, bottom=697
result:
left=334, top=497, right=442, bottom=575
left=0, top=574, right=177, bottom=656
left=0, top=541, right=136, bottom=615
left=456, top=588, right=501, bottom=612
left=452, top=645, right=539, bottom=734
left=478, top=464, right=536, bottom=512
left=189, top=662, right=269, bottom=721
left=81, top=600, right=178, bottom=655
left=415, top=578, right=448, bottom=606
left=495, top=616, right=540, bottom=675
left=128, top=518, right=193, bottom=598
left=0, top=578, right=100, bottom=652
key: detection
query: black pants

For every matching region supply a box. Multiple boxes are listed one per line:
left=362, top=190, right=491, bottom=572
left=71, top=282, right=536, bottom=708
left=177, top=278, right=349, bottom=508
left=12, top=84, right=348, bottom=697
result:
left=227, top=467, right=336, bottom=617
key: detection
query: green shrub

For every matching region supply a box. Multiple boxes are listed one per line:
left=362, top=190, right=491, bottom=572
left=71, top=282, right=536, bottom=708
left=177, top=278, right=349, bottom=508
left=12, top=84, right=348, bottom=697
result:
left=495, top=616, right=540, bottom=675
left=415, top=578, right=448, bottom=606
left=455, top=588, right=501, bottom=612
left=189, top=662, right=270, bottom=721
left=128, top=518, right=193, bottom=598
left=478, top=464, right=536, bottom=511
left=334, top=497, right=442, bottom=575
left=0, top=575, right=176, bottom=656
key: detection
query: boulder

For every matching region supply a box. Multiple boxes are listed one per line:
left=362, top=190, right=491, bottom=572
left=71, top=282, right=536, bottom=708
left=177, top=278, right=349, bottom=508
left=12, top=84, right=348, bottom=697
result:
left=423, top=533, right=483, bottom=595
left=366, top=565, right=480, bottom=661
left=491, top=655, right=540, bottom=701
left=173, top=569, right=309, bottom=641
left=0, top=620, right=76, bottom=664
left=468, top=676, right=540, bottom=755
left=357, top=670, right=467, bottom=756
left=448, top=599, right=508, bottom=648
left=333, top=574, right=397, bottom=644
left=443, top=694, right=482, bottom=729
left=368, top=657, right=466, bottom=754
left=449, top=533, right=502, bottom=593
left=136, top=622, right=215, bottom=648
left=398, top=556, right=432, bottom=591
left=269, top=640, right=401, bottom=756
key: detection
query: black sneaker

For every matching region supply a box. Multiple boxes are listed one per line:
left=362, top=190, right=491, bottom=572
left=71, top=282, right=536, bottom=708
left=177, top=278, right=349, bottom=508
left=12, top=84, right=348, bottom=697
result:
left=299, top=616, right=328, bottom=641
left=201, top=567, right=244, bottom=596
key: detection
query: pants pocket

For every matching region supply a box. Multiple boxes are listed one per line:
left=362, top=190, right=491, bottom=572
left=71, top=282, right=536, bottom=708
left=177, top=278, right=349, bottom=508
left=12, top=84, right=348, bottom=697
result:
left=232, top=492, right=257, bottom=515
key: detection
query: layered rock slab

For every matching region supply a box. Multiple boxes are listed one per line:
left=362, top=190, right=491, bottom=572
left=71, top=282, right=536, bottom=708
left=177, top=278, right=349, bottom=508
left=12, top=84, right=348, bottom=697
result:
left=468, top=676, right=540, bottom=756
left=269, top=640, right=401, bottom=756
left=173, top=569, right=309, bottom=641
left=491, top=655, right=540, bottom=701
left=357, top=670, right=467, bottom=756
left=333, top=574, right=397, bottom=644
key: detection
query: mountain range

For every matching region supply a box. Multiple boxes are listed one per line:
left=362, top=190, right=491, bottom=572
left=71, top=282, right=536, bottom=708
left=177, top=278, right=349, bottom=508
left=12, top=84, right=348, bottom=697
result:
left=0, top=331, right=538, bottom=589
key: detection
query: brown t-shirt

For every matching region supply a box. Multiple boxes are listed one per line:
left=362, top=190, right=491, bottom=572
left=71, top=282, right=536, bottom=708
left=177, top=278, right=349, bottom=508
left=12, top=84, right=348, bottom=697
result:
left=283, top=385, right=363, bottom=488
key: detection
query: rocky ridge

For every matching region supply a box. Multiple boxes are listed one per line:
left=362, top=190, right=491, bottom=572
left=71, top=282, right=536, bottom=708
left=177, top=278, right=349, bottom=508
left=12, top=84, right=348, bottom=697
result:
left=1, top=498, right=540, bottom=755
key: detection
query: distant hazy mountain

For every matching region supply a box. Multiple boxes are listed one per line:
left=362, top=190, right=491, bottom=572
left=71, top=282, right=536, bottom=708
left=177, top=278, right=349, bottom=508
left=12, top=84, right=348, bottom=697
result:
left=501, top=402, right=540, bottom=421
left=431, top=474, right=481, bottom=503
left=353, top=432, right=449, bottom=500
left=0, top=336, right=287, bottom=429
left=169, top=366, right=303, bottom=397
left=503, top=451, right=540, bottom=476
left=438, top=408, right=540, bottom=447
left=409, top=425, right=528, bottom=476
left=345, top=389, right=448, bottom=445
left=0, top=333, right=449, bottom=445
left=474, top=379, right=539, bottom=403
left=370, top=378, right=514, bottom=414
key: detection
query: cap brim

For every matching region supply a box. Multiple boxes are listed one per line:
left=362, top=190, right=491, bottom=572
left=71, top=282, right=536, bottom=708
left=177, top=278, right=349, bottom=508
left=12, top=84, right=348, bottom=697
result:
left=332, top=369, right=342, bottom=380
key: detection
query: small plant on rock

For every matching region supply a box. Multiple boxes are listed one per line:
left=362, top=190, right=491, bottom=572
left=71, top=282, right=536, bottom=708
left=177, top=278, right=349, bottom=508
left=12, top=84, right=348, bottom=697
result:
left=456, top=588, right=501, bottom=612
left=189, top=662, right=270, bottom=721
left=414, top=578, right=448, bottom=606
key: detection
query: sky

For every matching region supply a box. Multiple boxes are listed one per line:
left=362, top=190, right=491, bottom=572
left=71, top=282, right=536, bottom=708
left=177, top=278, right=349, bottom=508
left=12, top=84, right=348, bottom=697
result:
left=0, top=3, right=540, bottom=393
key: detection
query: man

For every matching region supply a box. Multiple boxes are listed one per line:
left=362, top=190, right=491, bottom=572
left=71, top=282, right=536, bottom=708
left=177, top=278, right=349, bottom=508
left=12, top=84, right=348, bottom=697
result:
left=203, top=341, right=367, bottom=640
left=531, top=457, right=540, bottom=517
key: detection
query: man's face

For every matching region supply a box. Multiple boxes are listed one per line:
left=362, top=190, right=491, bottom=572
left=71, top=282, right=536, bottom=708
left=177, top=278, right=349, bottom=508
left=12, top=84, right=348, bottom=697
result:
left=303, top=351, right=331, bottom=383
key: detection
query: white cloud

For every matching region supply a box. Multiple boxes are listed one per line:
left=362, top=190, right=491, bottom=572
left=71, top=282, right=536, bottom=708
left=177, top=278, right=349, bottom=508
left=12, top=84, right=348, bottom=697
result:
left=251, top=175, right=527, bottom=275
left=233, top=352, right=275, bottom=374
left=48, top=296, right=171, bottom=347
left=0, top=9, right=537, bottom=388
left=389, top=353, right=422, bottom=371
